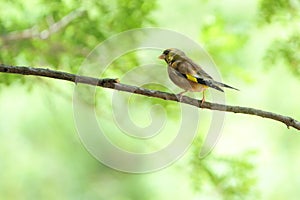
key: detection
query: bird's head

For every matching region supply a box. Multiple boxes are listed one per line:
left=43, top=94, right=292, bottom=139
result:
left=158, top=48, right=186, bottom=64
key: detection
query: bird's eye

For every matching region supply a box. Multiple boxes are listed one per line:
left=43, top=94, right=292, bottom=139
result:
left=163, top=49, right=170, bottom=55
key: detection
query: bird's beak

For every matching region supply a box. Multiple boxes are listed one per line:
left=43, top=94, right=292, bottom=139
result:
left=158, top=54, right=165, bottom=59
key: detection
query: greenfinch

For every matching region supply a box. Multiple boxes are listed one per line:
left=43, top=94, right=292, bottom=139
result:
left=159, top=48, right=238, bottom=104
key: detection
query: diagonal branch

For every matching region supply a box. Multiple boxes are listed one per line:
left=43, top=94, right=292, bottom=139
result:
left=1, top=9, right=85, bottom=41
left=1, top=63, right=300, bottom=131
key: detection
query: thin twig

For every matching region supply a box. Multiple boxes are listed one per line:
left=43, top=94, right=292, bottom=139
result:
left=1, top=63, right=300, bottom=131
left=0, top=9, right=85, bottom=41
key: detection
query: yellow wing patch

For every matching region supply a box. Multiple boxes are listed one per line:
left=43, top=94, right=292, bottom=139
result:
left=186, top=74, right=198, bottom=83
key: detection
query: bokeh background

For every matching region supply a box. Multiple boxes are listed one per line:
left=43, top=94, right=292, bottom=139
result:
left=1, top=0, right=300, bottom=199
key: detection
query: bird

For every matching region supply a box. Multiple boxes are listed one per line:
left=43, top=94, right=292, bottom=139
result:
left=158, top=48, right=238, bottom=105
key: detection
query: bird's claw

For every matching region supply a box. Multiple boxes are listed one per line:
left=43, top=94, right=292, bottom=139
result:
left=200, top=97, right=205, bottom=107
left=176, top=90, right=187, bottom=102
left=176, top=93, right=183, bottom=102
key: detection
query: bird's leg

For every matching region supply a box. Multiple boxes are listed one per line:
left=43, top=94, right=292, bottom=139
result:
left=201, top=90, right=206, bottom=107
left=177, top=90, right=187, bottom=102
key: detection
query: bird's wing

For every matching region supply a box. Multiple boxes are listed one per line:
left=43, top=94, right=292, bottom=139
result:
left=173, top=57, right=224, bottom=92
left=178, top=56, right=213, bottom=80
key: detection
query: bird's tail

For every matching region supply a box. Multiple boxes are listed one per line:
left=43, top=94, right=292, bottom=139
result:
left=215, top=81, right=239, bottom=91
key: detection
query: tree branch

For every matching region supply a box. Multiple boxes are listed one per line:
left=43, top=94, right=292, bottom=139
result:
left=1, top=63, right=300, bottom=131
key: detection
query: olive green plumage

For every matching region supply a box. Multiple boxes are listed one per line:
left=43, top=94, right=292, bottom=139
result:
left=159, top=48, right=238, bottom=102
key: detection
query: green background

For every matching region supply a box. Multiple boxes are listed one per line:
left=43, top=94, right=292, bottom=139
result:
left=1, top=0, right=300, bottom=199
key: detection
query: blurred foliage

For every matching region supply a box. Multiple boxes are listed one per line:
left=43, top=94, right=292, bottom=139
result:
left=259, top=0, right=300, bottom=23
left=190, top=139, right=258, bottom=199
left=1, top=0, right=300, bottom=199
left=0, top=0, right=158, bottom=199
left=199, top=14, right=249, bottom=76
left=264, top=33, right=300, bottom=75
left=259, top=0, right=300, bottom=75
left=0, top=0, right=156, bottom=80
